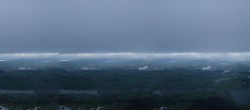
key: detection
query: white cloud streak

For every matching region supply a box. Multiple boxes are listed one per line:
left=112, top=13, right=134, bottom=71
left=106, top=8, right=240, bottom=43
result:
left=0, top=52, right=250, bottom=61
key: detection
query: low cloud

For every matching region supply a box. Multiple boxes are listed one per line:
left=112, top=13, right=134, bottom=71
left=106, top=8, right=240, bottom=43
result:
left=202, top=66, right=212, bottom=71
left=139, top=66, right=149, bottom=71
left=0, top=52, right=250, bottom=61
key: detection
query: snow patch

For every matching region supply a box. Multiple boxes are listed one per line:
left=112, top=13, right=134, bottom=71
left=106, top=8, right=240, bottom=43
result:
left=58, top=105, right=71, bottom=110
left=0, top=106, right=8, bottom=110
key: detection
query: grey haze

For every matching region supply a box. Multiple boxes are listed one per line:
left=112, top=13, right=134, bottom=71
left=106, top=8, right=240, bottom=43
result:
left=0, top=0, right=250, bottom=53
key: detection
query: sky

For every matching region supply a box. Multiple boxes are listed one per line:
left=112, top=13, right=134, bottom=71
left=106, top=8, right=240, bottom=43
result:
left=0, top=0, right=250, bottom=53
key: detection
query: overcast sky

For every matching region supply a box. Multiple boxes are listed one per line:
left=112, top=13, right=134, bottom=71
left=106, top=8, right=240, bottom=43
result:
left=0, top=0, right=249, bottom=53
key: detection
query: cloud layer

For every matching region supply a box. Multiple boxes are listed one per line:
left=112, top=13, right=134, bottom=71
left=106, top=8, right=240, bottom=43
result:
left=0, top=52, right=250, bottom=61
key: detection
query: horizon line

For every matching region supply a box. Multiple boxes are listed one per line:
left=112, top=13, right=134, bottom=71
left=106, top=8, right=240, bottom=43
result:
left=0, top=52, right=250, bottom=61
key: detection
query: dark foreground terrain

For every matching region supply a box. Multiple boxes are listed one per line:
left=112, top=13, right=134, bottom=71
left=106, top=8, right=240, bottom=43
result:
left=0, top=58, right=249, bottom=110
left=0, top=68, right=249, bottom=110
